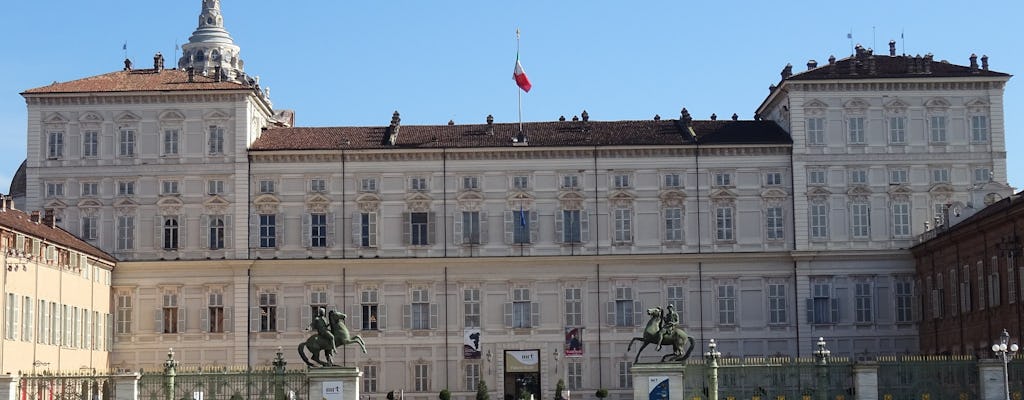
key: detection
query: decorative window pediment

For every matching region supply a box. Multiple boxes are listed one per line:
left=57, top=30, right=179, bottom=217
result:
left=846, top=186, right=872, bottom=202
left=557, top=191, right=586, bottom=210
left=843, top=99, right=869, bottom=113
left=760, top=188, right=788, bottom=200
left=113, top=198, right=138, bottom=214
left=803, top=99, right=828, bottom=117
left=43, top=199, right=67, bottom=210
left=253, top=194, right=280, bottom=214
left=804, top=99, right=828, bottom=109
left=928, top=184, right=955, bottom=203
left=114, top=111, right=142, bottom=124
left=159, top=110, right=186, bottom=121
left=887, top=185, right=913, bottom=202
left=608, top=189, right=634, bottom=208
left=455, top=190, right=485, bottom=212
left=44, top=113, right=69, bottom=125
left=305, top=194, right=331, bottom=213
left=77, top=199, right=103, bottom=209
left=884, top=99, right=910, bottom=112
left=405, top=192, right=433, bottom=212
left=924, top=98, right=951, bottom=111
left=659, top=190, right=687, bottom=207
left=807, top=187, right=832, bottom=203
left=78, top=112, right=104, bottom=123
left=203, top=195, right=230, bottom=214
left=965, top=98, right=990, bottom=113
left=204, top=110, right=231, bottom=121
left=709, top=188, right=737, bottom=201
left=355, top=192, right=382, bottom=212
left=156, top=197, right=185, bottom=214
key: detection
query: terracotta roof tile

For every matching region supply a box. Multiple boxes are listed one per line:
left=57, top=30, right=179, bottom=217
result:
left=0, top=208, right=116, bottom=263
left=786, top=54, right=1009, bottom=81
left=22, top=68, right=253, bottom=94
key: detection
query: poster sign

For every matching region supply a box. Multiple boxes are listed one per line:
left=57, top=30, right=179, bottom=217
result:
left=564, top=327, right=583, bottom=357
left=648, top=376, right=669, bottom=400
left=323, top=381, right=343, bottom=400
left=504, top=350, right=540, bottom=373
left=464, top=328, right=482, bottom=359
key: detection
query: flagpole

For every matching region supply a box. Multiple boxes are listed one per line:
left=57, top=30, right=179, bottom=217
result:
left=516, top=28, right=523, bottom=137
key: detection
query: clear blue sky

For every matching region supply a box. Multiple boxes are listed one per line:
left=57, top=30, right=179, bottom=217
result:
left=1, top=1, right=1020, bottom=193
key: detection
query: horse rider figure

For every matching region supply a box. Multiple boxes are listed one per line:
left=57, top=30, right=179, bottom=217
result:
left=311, top=307, right=336, bottom=356
left=656, top=304, right=679, bottom=351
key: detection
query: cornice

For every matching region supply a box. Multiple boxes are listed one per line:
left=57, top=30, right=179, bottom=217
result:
left=25, top=92, right=248, bottom=106
left=788, top=80, right=1006, bottom=93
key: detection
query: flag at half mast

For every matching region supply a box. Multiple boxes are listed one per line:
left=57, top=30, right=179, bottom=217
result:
left=513, top=53, right=532, bottom=93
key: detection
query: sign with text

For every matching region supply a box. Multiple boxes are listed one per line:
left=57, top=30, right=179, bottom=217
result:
left=648, top=376, right=669, bottom=400
left=504, top=350, right=540, bottom=373
left=323, top=381, right=343, bottom=400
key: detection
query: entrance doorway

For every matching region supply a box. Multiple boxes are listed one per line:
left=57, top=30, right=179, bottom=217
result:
left=503, top=350, right=541, bottom=400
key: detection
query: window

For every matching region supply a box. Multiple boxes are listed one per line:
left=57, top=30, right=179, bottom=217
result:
left=889, top=169, right=908, bottom=185
left=363, top=365, right=378, bottom=393
left=82, top=131, right=99, bottom=157
left=116, top=215, right=135, bottom=251
left=511, top=288, right=535, bottom=329
left=806, top=118, right=825, bottom=145
left=931, top=168, right=950, bottom=184
left=618, top=361, right=633, bottom=389
left=892, top=202, right=911, bottom=238
left=161, top=292, right=180, bottom=334
left=408, top=212, right=431, bottom=246
left=664, top=208, right=683, bottom=242
left=48, top=131, right=64, bottom=158
left=809, top=281, right=838, bottom=324
left=667, top=286, right=684, bottom=324
left=208, top=126, right=225, bottom=154
left=258, top=180, right=275, bottom=194
left=808, top=169, right=827, bottom=185
left=513, top=176, right=530, bottom=190
left=357, top=212, right=378, bottom=248
left=309, top=213, right=328, bottom=248
left=309, top=287, right=328, bottom=320
left=714, top=172, right=732, bottom=187
left=409, top=288, right=432, bottom=330
left=848, top=117, right=865, bottom=144
left=458, top=211, right=481, bottom=245
left=117, top=181, right=135, bottom=196
left=5, top=294, right=17, bottom=340
left=464, top=289, right=480, bottom=328
left=462, top=176, right=479, bottom=190
left=81, top=182, right=98, bottom=197
left=81, top=216, right=98, bottom=240
left=613, top=287, right=636, bottom=327
left=409, top=177, right=428, bottom=191
left=849, top=169, right=868, bottom=185
left=559, top=210, right=584, bottom=243
left=116, top=292, right=132, bottom=334
left=258, top=292, right=278, bottom=332
left=163, top=216, right=180, bottom=250
left=974, top=167, right=992, bottom=183
left=465, top=364, right=481, bottom=392
left=971, top=115, right=989, bottom=142
left=360, top=178, right=378, bottom=193
left=717, top=283, right=736, bottom=325
left=51, top=303, right=60, bottom=343
left=45, top=183, right=64, bottom=198
left=855, top=282, right=873, bottom=323
left=930, top=116, right=947, bottom=143
left=22, top=296, right=33, bottom=342
left=207, top=292, right=225, bottom=333
left=161, top=180, right=180, bottom=195
left=613, top=207, right=632, bottom=244
left=564, top=288, right=582, bottom=327
left=310, top=178, right=327, bottom=193
left=208, top=180, right=225, bottom=195
left=38, top=299, right=48, bottom=345
left=414, top=363, right=430, bottom=392
left=259, top=214, right=277, bottom=248
left=613, top=174, right=630, bottom=189
left=768, top=283, right=787, bottom=324
left=766, top=172, right=783, bottom=186
left=567, top=362, right=583, bottom=390
left=511, top=208, right=533, bottom=244
left=207, top=216, right=226, bottom=250
left=359, top=288, right=382, bottom=331
left=851, top=203, right=870, bottom=239
left=889, top=116, right=906, bottom=143
left=960, top=265, right=972, bottom=313
left=562, top=175, right=580, bottom=189
left=663, top=173, right=681, bottom=188
left=715, top=207, right=734, bottom=241
left=989, top=269, right=1001, bottom=308
left=766, top=206, right=784, bottom=240
left=163, top=129, right=179, bottom=155
left=118, top=128, right=136, bottom=157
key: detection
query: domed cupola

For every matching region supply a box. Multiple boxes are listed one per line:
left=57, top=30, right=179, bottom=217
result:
left=178, top=0, right=244, bottom=81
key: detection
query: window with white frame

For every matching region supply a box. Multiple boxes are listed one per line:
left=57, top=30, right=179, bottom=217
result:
left=258, top=180, right=275, bottom=194
left=360, top=288, right=381, bottom=331
left=851, top=203, right=870, bottom=239
left=118, top=128, right=136, bottom=157
left=960, top=265, right=972, bottom=313
left=362, top=365, right=378, bottom=393
left=717, top=282, right=736, bottom=325
left=567, top=362, right=583, bottom=390
left=161, top=180, right=180, bottom=195
left=82, top=131, right=99, bottom=158
left=618, top=361, right=633, bottom=389
left=309, top=287, right=328, bottom=320
left=768, top=282, right=787, bottom=324
left=931, top=168, right=950, bottom=184
left=558, top=209, right=586, bottom=244
left=613, top=207, right=633, bottom=244
left=162, top=216, right=180, bottom=250
left=462, top=176, right=480, bottom=190
left=208, top=179, right=225, bottom=196
left=854, top=281, right=873, bottom=324
left=45, top=182, right=64, bottom=198
left=806, top=118, right=825, bottom=145
left=510, top=207, right=533, bottom=244
left=892, top=202, right=911, bottom=238
left=310, top=178, right=327, bottom=193
left=207, top=215, right=226, bottom=250
left=971, top=115, right=989, bottom=142
left=20, top=296, right=31, bottom=342
left=308, top=213, right=328, bottom=248
left=561, top=174, right=580, bottom=189
left=360, top=177, right=378, bottom=193
left=766, top=206, right=784, bottom=240
left=409, top=177, right=428, bottom=192
left=974, top=167, right=992, bottom=183
left=565, top=287, right=582, bottom=327
left=888, top=116, right=906, bottom=143
left=115, top=292, right=132, bottom=334
left=409, top=288, right=433, bottom=330
left=847, top=117, right=865, bottom=144
left=208, top=125, right=225, bottom=155
left=510, top=288, right=535, bottom=329
left=81, top=216, right=98, bottom=241
left=258, top=291, right=278, bottom=332
left=889, top=168, right=908, bottom=185
left=163, top=129, right=179, bottom=156
left=713, top=172, right=732, bottom=187
left=808, top=169, right=827, bottom=185
left=464, top=288, right=480, bottom=328
left=465, top=363, right=480, bottom=392
left=766, top=172, right=783, bottom=186
left=667, top=285, right=684, bottom=324
left=414, top=363, right=430, bottom=392
left=259, top=214, right=277, bottom=248
left=458, top=211, right=482, bottom=245
left=357, top=212, right=378, bottom=248
left=930, top=116, right=947, bottom=143
left=613, top=287, right=637, bottom=327
left=613, top=174, right=631, bottom=189
left=48, top=131, right=64, bottom=159
left=715, top=206, right=734, bottom=241
left=664, top=207, right=683, bottom=242
left=160, top=291, right=181, bottom=334
left=207, top=291, right=225, bottom=333
left=117, top=181, right=135, bottom=196
left=809, top=281, right=837, bottom=324
left=512, top=175, right=530, bottom=190
left=663, top=173, right=681, bottom=188
left=116, top=215, right=135, bottom=251
left=407, top=212, right=432, bottom=246
left=849, top=169, right=868, bottom=185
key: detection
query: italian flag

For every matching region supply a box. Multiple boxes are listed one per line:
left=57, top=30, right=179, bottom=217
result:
left=513, top=55, right=532, bottom=93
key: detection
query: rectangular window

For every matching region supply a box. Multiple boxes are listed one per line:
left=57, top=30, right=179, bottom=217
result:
left=931, top=168, right=950, bottom=184
left=360, top=289, right=380, bottom=331
left=513, top=176, right=530, bottom=190
left=808, top=169, right=827, bottom=185
left=892, top=202, right=911, bottom=238
left=162, top=292, right=179, bottom=334
left=259, top=292, right=277, bottom=332
left=464, top=289, right=480, bottom=328
left=766, top=172, right=783, bottom=186
left=889, top=116, right=906, bottom=143
left=116, top=215, right=135, bottom=251
left=667, top=286, right=684, bottom=324
left=613, top=174, right=630, bottom=189
left=618, top=361, right=633, bottom=389
left=567, top=362, right=583, bottom=390
left=562, top=210, right=582, bottom=243
left=664, top=208, right=683, bottom=242
left=310, top=213, right=327, bottom=248
left=119, top=129, right=136, bottom=157
left=971, top=115, right=989, bottom=142
left=462, top=176, right=479, bottom=190
left=810, top=282, right=836, bottom=324
left=410, top=212, right=430, bottom=246
left=614, top=287, right=635, bottom=327
left=21, top=296, right=32, bottom=342
left=208, top=216, right=225, bottom=250
left=851, top=203, right=871, bottom=239
left=465, top=364, right=480, bottom=392
left=715, top=207, right=734, bottom=241
left=613, top=208, right=632, bottom=244
left=766, top=206, right=784, bottom=240
left=259, top=214, right=277, bottom=248
left=960, top=266, right=972, bottom=313
left=208, top=126, right=225, bottom=154
left=663, top=173, right=681, bottom=188
left=117, top=181, right=135, bottom=196
left=259, top=180, right=275, bottom=194
left=848, top=117, right=865, bottom=144
left=163, top=216, right=179, bottom=250
left=714, top=172, right=732, bottom=187
left=974, top=167, right=992, bottom=183
left=718, top=283, right=736, bottom=325
left=930, top=116, right=947, bottom=143
left=513, top=209, right=532, bottom=244
left=48, top=131, right=64, bottom=159
left=849, top=169, right=868, bottom=185
left=461, top=211, right=481, bottom=245
left=363, top=365, right=378, bottom=393
left=806, top=118, right=825, bottom=145
left=562, top=175, right=579, bottom=189
left=415, top=364, right=430, bottom=392
left=207, top=292, right=224, bottom=333
left=116, top=293, right=132, bottom=334
left=82, top=216, right=98, bottom=240
left=45, top=183, right=64, bottom=198
left=410, top=177, right=428, bottom=191
left=564, top=288, right=582, bottom=327
left=360, top=178, right=378, bottom=193
left=855, top=282, right=873, bottom=323
left=512, top=288, right=533, bottom=328
left=410, top=289, right=431, bottom=330
left=990, top=270, right=1001, bottom=308
left=768, top=283, right=787, bottom=324
left=208, top=180, right=225, bottom=195
left=889, top=168, right=909, bottom=184
left=82, top=131, right=99, bottom=158
left=81, top=182, right=99, bottom=197
left=359, top=212, right=378, bottom=247
left=161, top=180, right=180, bottom=195
left=163, top=129, right=179, bottom=155
left=310, top=178, right=327, bottom=193
left=309, top=288, right=328, bottom=318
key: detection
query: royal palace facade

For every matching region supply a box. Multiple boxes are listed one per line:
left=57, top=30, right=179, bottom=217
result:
left=4, top=0, right=1016, bottom=398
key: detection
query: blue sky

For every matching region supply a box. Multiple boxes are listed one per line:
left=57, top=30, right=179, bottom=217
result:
left=0, top=1, right=1020, bottom=193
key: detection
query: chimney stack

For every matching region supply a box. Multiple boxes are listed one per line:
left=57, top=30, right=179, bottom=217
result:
left=923, top=53, right=933, bottom=74
left=889, top=40, right=896, bottom=56
left=30, top=210, right=41, bottom=223
left=969, top=53, right=979, bottom=72
left=731, top=113, right=739, bottom=121
left=0, top=195, right=8, bottom=211
left=43, top=209, right=55, bottom=228
left=710, top=113, right=717, bottom=121
left=981, top=55, right=989, bottom=71
left=581, top=110, right=589, bottom=122
left=781, top=63, right=793, bottom=79
left=154, top=52, right=165, bottom=71
left=807, top=60, right=818, bottom=70
left=486, top=115, right=494, bottom=135
left=387, top=111, right=401, bottom=146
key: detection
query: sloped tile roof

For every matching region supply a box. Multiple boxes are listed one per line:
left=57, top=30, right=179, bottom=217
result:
left=0, top=208, right=116, bottom=263
left=250, top=119, right=791, bottom=151
left=22, top=68, right=252, bottom=94
left=786, top=54, right=1010, bottom=81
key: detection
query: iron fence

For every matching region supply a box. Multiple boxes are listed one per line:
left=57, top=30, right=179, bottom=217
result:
left=876, top=355, right=978, bottom=400
left=17, top=373, right=116, bottom=400
left=137, top=366, right=309, bottom=400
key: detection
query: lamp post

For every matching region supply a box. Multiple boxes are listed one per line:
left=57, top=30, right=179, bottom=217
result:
left=812, top=338, right=831, bottom=400
left=703, top=339, right=721, bottom=400
left=992, top=329, right=1019, bottom=400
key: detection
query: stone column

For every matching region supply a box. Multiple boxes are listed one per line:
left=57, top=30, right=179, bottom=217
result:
left=112, top=373, right=141, bottom=400
left=852, top=362, right=878, bottom=400
left=978, top=359, right=1006, bottom=400
left=0, top=374, right=19, bottom=400
left=307, top=367, right=361, bottom=400
left=630, top=363, right=685, bottom=400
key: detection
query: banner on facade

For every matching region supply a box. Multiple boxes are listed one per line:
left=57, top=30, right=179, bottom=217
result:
left=464, top=328, right=481, bottom=359
left=565, top=327, right=583, bottom=357
left=648, top=376, right=669, bottom=400
left=504, top=350, right=540, bottom=373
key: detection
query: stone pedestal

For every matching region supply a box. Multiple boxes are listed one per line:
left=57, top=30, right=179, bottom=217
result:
left=631, top=363, right=685, bottom=400
left=852, top=363, right=878, bottom=400
left=112, top=373, right=141, bottom=400
left=978, top=359, right=1006, bottom=400
left=0, top=374, right=18, bottom=400
left=307, top=367, right=361, bottom=400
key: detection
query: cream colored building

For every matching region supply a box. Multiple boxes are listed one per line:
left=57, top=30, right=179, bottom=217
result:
left=11, top=1, right=1015, bottom=399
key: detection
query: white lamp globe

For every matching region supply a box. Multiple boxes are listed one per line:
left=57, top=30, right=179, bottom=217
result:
left=993, top=344, right=1002, bottom=352
left=1012, top=344, right=1019, bottom=352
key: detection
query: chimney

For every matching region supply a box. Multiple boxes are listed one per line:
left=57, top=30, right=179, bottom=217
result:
left=731, top=113, right=739, bottom=121
left=828, top=55, right=837, bottom=74
left=807, top=60, right=818, bottom=70
left=923, top=53, right=933, bottom=74
left=889, top=40, right=896, bottom=56
left=154, top=52, right=165, bottom=71
left=868, top=55, right=876, bottom=75
left=969, top=53, right=979, bottom=72
left=447, top=120, right=454, bottom=126
left=387, top=111, right=401, bottom=146
left=187, top=67, right=196, bottom=82
left=30, top=210, right=41, bottom=224
left=559, top=116, right=566, bottom=122
left=710, top=113, right=717, bottom=121
left=781, top=63, right=793, bottom=79
left=581, top=110, right=589, bottom=122
left=43, top=209, right=55, bottom=228
left=123, top=58, right=132, bottom=71
left=981, top=55, right=989, bottom=71
left=0, top=195, right=7, bottom=211
left=653, top=114, right=661, bottom=121
left=486, top=114, right=494, bottom=135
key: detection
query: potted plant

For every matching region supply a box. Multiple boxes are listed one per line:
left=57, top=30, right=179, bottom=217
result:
left=476, top=381, right=490, bottom=400
left=440, top=389, right=451, bottom=400
left=554, top=379, right=566, bottom=400
left=595, top=388, right=608, bottom=399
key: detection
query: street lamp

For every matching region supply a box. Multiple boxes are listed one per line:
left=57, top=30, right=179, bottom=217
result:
left=992, top=329, right=1019, bottom=400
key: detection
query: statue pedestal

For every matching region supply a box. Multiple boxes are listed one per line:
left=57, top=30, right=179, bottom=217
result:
left=307, top=367, right=361, bottom=400
left=631, top=363, right=685, bottom=400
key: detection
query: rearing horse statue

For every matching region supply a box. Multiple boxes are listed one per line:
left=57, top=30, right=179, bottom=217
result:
left=627, top=307, right=695, bottom=363
left=298, top=310, right=367, bottom=367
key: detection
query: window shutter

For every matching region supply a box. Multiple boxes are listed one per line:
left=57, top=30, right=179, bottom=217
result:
left=154, top=216, right=163, bottom=250
left=830, top=298, right=840, bottom=324
left=805, top=299, right=813, bottom=324
left=327, top=213, right=336, bottom=247
left=275, top=215, right=283, bottom=249
left=154, top=309, right=163, bottom=334
left=302, top=214, right=311, bottom=248
left=530, top=302, right=540, bottom=328
left=378, top=304, right=387, bottom=330
left=402, top=305, right=411, bottom=329
left=350, top=304, right=361, bottom=331
left=179, top=217, right=186, bottom=249
left=352, top=212, right=363, bottom=247
left=427, top=212, right=437, bottom=245
left=224, top=215, right=233, bottom=248
left=276, top=306, right=287, bottom=332
left=453, top=211, right=464, bottom=245
left=480, top=211, right=489, bottom=244
left=249, top=215, right=258, bottom=249
left=554, top=210, right=564, bottom=244
left=503, top=303, right=513, bottom=328
left=402, top=212, right=411, bottom=246
left=200, top=308, right=210, bottom=332
left=530, top=211, right=539, bottom=243
left=368, top=213, right=378, bottom=247
left=178, top=308, right=187, bottom=332
left=633, top=300, right=643, bottom=326
left=224, top=307, right=233, bottom=332
left=504, top=211, right=514, bottom=244
left=606, top=301, right=616, bottom=326
left=581, top=210, right=591, bottom=243
left=200, top=216, right=210, bottom=249
left=10, top=300, right=18, bottom=340
left=430, top=304, right=439, bottom=329
left=250, top=307, right=260, bottom=332
left=301, top=306, right=312, bottom=329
